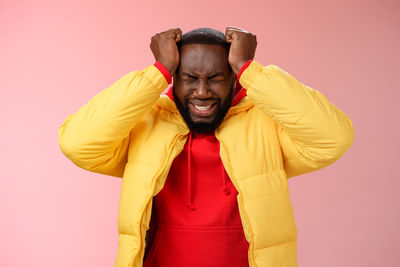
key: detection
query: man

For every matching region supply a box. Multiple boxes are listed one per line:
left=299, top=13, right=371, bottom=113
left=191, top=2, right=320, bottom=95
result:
left=58, top=27, right=354, bottom=267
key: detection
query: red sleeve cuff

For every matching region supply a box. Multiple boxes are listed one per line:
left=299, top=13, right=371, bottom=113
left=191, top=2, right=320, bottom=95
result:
left=236, top=60, right=252, bottom=81
left=154, top=61, right=172, bottom=84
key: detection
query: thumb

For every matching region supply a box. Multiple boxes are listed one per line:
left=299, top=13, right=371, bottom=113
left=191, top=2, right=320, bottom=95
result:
left=174, top=28, right=182, bottom=42
left=225, top=30, right=233, bottom=43
left=225, top=29, right=239, bottom=43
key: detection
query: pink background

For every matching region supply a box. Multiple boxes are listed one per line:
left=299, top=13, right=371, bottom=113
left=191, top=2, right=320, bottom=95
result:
left=1, top=0, right=399, bottom=266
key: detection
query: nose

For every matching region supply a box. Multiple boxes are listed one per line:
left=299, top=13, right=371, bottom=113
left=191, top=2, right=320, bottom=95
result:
left=192, top=80, right=211, bottom=99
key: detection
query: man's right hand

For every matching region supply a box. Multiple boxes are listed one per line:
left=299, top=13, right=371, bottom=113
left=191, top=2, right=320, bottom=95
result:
left=150, top=28, right=182, bottom=76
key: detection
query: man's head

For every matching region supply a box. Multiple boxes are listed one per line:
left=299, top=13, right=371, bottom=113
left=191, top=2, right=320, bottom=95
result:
left=172, top=28, right=235, bottom=134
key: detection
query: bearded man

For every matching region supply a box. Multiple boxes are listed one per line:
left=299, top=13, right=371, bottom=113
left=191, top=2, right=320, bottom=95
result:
left=58, top=26, right=354, bottom=267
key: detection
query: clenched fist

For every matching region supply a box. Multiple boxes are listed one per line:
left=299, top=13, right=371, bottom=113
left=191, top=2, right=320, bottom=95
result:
left=150, top=28, right=182, bottom=76
left=225, top=26, right=257, bottom=75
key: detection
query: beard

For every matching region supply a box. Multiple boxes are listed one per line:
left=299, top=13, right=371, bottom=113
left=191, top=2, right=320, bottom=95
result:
left=173, top=84, right=234, bottom=134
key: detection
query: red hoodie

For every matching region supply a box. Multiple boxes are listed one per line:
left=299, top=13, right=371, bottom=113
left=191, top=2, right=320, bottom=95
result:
left=143, top=61, right=251, bottom=267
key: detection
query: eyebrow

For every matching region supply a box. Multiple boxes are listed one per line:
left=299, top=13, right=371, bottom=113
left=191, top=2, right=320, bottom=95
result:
left=182, top=72, right=225, bottom=79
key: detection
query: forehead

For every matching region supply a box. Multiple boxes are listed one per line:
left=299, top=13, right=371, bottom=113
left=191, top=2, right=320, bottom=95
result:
left=179, top=44, right=229, bottom=75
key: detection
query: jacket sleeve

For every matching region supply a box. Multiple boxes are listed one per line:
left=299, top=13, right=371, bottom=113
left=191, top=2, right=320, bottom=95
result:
left=58, top=64, right=169, bottom=178
left=239, top=61, right=354, bottom=178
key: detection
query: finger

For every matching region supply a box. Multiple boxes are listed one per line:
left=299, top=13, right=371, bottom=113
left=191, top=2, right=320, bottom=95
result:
left=225, top=29, right=239, bottom=43
left=225, top=30, right=233, bottom=42
left=164, top=28, right=180, bottom=39
left=167, top=28, right=181, bottom=42
left=175, top=28, right=182, bottom=42
left=226, top=26, right=249, bottom=33
left=225, top=28, right=237, bottom=42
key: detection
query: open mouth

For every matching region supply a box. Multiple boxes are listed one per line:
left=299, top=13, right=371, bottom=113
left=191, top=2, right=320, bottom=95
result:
left=188, top=102, right=218, bottom=118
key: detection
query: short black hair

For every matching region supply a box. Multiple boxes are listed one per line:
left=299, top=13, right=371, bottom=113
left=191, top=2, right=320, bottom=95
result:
left=177, top=28, right=230, bottom=51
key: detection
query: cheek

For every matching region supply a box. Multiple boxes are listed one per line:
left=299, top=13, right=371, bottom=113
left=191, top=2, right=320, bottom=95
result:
left=214, top=83, right=233, bottom=100
left=174, top=84, right=190, bottom=101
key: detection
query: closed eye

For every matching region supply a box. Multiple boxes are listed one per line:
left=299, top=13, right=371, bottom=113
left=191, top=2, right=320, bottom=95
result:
left=208, top=79, right=223, bottom=83
left=208, top=72, right=225, bottom=82
left=182, top=73, right=198, bottom=80
left=181, top=72, right=225, bottom=82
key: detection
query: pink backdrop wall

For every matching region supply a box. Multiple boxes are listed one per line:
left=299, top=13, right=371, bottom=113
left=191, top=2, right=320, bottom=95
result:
left=1, top=0, right=399, bottom=266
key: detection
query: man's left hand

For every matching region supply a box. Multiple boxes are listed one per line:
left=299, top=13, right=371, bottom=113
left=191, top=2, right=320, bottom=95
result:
left=225, top=26, right=257, bottom=75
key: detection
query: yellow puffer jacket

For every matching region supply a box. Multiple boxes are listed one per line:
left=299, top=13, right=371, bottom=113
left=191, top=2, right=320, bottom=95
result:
left=58, top=61, right=354, bottom=267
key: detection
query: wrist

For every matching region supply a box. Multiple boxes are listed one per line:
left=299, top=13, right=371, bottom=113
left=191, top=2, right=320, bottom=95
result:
left=232, top=60, right=251, bottom=75
left=236, top=60, right=252, bottom=81
left=154, top=61, right=172, bottom=84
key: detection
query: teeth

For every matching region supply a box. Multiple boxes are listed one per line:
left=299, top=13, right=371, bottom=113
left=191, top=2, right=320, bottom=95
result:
left=194, top=104, right=211, bottom=111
